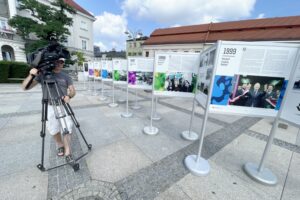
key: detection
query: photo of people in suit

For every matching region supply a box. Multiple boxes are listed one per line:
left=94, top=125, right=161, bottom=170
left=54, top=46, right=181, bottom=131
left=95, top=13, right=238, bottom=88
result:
left=228, top=75, right=284, bottom=109
left=155, top=72, right=197, bottom=93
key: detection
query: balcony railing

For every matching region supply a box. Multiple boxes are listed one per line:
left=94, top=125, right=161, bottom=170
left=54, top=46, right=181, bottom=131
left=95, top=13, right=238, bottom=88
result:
left=0, top=27, right=15, bottom=40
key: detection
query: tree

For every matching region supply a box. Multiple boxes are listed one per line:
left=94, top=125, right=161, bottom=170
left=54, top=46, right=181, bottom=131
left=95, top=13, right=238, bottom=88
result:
left=9, top=0, right=76, bottom=53
left=72, top=51, right=86, bottom=71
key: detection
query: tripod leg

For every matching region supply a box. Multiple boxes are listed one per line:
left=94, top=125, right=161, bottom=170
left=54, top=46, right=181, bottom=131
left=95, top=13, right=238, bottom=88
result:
left=62, top=103, right=92, bottom=150
left=37, top=100, right=47, bottom=172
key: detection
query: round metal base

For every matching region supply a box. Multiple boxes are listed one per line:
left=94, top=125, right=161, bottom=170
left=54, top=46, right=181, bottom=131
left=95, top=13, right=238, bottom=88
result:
left=131, top=104, right=142, bottom=110
left=243, top=162, right=278, bottom=186
left=184, top=155, right=210, bottom=176
left=108, top=103, right=118, bottom=108
left=121, top=112, right=133, bottom=118
left=143, top=126, right=159, bottom=135
left=117, top=98, right=126, bottom=103
left=148, top=114, right=162, bottom=121
left=99, top=96, right=107, bottom=101
left=181, top=131, right=199, bottom=141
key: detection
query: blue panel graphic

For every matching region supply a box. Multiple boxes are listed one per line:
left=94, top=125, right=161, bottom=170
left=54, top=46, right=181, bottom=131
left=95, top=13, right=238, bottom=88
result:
left=102, top=70, right=108, bottom=78
left=275, top=80, right=288, bottom=110
left=211, top=75, right=233, bottom=105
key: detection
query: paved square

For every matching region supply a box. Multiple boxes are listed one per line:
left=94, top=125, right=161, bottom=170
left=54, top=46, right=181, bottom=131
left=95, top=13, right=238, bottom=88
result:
left=0, top=82, right=299, bottom=200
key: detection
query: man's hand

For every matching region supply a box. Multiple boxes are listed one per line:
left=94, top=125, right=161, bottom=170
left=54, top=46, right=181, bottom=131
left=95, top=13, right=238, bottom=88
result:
left=63, top=95, right=71, bottom=103
left=29, top=68, right=39, bottom=76
left=22, top=68, right=39, bottom=90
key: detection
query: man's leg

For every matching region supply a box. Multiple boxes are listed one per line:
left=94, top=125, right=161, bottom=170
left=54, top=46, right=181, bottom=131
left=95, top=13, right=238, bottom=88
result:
left=53, top=132, right=64, bottom=147
left=63, top=134, right=71, bottom=156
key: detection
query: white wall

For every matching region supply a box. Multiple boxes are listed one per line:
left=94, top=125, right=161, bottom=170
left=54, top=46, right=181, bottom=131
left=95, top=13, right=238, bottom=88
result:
left=142, top=43, right=212, bottom=57
left=0, top=39, right=27, bottom=62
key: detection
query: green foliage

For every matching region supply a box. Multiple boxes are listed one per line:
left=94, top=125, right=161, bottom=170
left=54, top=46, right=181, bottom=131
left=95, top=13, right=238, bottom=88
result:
left=0, top=61, right=10, bottom=83
left=8, top=0, right=76, bottom=53
left=114, top=70, right=120, bottom=81
left=154, top=73, right=166, bottom=91
left=9, top=62, right=30, bottom=78
left=72, top=51, right=86, bottom=69
left=0, top=61, right=30, bottom=83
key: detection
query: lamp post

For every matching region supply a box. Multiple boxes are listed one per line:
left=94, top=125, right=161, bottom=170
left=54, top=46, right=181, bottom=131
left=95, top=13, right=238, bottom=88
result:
left=125, top=29, right=143, bottom=110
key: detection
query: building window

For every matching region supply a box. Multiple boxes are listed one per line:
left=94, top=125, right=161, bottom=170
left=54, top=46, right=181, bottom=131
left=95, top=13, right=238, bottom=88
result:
left=138, top=52, right=142, bottom=56
left=82, top=40, right=87, bottom=50
left=0, top=19, right=8, bottom=30
left=80, top=21, right=88, bottom=31
left=195, top=50, right=201, bottom=53
left=145, top=51, right=149, bottom=57
left=1, top=45, right=15, bottom=61
left=132, top=52, right=136, bottom=56
left=128, top=52, right=131, bottom=56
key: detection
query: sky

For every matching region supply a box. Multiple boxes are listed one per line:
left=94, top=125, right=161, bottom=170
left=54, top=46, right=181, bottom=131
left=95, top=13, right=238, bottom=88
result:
left=74, top=0, right=300, bottom=51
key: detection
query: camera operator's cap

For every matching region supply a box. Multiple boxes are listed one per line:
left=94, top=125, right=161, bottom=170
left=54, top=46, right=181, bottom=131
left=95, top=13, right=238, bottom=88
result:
left=58, top=58, right=65, bottom=62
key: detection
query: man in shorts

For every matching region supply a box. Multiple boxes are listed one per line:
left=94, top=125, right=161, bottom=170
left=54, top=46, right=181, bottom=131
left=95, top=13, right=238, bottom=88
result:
left=22, top=58, right=76, bottom=163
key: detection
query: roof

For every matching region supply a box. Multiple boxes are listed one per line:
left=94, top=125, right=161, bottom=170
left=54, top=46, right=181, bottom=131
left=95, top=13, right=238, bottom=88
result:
left=144, top=15, right=300, bottom=45
left=64, top=0, right=94, bottom=18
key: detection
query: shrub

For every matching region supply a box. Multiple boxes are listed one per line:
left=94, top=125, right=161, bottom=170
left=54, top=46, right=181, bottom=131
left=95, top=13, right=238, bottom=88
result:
left=8, top=61, right=30, bottom=78
left=0, top=61, right=10, bottom=83
left=0, top=61, right=30, bottom=83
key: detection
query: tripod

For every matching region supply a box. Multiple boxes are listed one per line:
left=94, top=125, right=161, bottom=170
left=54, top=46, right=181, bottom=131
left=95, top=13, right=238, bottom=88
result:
left=37, top=72, right=92, bottom=172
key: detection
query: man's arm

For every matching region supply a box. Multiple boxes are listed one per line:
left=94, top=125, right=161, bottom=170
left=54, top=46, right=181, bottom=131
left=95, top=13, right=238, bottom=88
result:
left=22, top=68, right=39, bottom=90
left=63, top=85, right=76, bottom=103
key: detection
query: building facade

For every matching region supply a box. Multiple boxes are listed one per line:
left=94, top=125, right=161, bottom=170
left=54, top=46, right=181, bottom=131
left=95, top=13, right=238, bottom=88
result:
left=143, top=16, right=300, bottom=57
left=126, top=36, right=148, bottom=57
left=0, top=0, right=26, bottom=62
left=0, top=0, right=95, bottom=63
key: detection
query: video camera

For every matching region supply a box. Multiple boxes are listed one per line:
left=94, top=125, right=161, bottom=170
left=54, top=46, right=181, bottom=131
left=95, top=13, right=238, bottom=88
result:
left=27, top=41, right=70, bottom=71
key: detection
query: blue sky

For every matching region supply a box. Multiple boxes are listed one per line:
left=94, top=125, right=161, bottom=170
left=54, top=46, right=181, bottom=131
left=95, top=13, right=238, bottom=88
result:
left=74, top=0, right=300, bottom=51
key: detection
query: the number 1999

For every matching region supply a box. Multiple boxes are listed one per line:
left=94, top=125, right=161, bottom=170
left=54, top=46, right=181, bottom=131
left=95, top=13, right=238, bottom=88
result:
left=223, top=48, right=236, bottom=54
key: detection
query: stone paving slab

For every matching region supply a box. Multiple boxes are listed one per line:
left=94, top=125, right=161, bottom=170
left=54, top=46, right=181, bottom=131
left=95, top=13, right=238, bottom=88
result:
left=0, top=123, right=50, bottom=177
left=154, top=184, right=192, bottom=200
left=130, top=131, right=186, bottom=162
left=0, top=167, right=48, bottom=200
left=87, top=139, right=152, bottom=183
left=210, top=134, right=294, bottom=199
left=174, top=161, right=275, bottom=200
left=249, top=118, right=299, bottom=144
left=281, top=152, right=300, bottom=200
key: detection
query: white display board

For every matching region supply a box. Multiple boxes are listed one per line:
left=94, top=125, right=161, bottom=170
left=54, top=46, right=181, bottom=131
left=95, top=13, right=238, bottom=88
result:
left=87, top=62, right=94, bottom=78
left=208, top=41, right=299, bottom=117
left=112, top=59, right=127, bottom=84
left=101, top=60, right=113, bottom=81
left=195, top=45, right=217, bottom=107
left=153, top=52, right=200, bottom=97
left=281, top=53, right=300, bottom=126
left=93, top=62, right=101, bottom=80
left=127, top=57, right=154, bottom=90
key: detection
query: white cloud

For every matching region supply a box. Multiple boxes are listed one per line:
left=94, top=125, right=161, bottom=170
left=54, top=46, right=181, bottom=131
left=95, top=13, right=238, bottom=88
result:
left=122, top=0, right=256, bottom=25
left=257, top=13, right=265, bottom=19
left=93, top=12, right=128, bottom=51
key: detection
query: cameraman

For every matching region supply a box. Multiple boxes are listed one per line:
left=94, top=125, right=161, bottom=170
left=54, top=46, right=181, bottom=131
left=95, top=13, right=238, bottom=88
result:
left=22, top=58, right=76, bottom=163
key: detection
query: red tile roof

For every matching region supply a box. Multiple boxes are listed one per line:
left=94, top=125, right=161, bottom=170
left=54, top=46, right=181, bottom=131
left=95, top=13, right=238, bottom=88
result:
left=144, top=16, right=300, bottom=45
left=64, top=0, right=94, bottom=18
